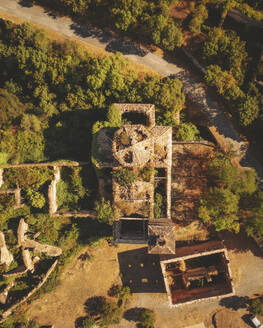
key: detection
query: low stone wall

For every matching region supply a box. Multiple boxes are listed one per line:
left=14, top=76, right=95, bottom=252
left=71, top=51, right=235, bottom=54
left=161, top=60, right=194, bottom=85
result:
left=0, top=161, right=84, bottom=169
left=53, top=210, right=96, bottom=218
left=1, top=260, right=58, bottom=320
left=172, top=140, right=215, bottom=147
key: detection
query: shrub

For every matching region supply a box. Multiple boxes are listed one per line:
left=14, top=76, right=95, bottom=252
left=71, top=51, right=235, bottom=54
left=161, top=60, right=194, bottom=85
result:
left=113, top=168, right=137, bottom=187
left=26, top=189, right=46, bottom=209
left=81, top=317, right=96, bottom=328
left=95, top=198, right=116, bottom=225
left=248, top=298, right=263, bottom=316
left=154, top=193, right=163, bottom=219
left=138, top=309, right=155, bottom=328
left=107, top=104, right=122, bottom=127
left=175, top=123, right=200, bottom=141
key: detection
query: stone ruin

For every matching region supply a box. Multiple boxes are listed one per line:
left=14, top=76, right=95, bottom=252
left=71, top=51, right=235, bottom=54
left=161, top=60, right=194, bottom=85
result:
left=0, top=218, right=62, bottom=320
left=0, top=231, right=13, bottom=267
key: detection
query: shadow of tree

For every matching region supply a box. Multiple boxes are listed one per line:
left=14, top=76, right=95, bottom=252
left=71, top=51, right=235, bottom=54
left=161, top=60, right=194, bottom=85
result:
left=84, top=296, right=106, bottom=316
left=123, top=307, right=146, bottom=322
left=217, top=229, right=263, bottom=257
left=106, top=39, right=148, bottom=57
left=219, top=295, right=249, bottom=311
left=18, top=0, right=33, bottom=8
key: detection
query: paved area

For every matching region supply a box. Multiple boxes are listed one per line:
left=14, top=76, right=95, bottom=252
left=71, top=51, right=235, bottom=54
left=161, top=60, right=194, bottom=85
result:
left=0, top=0, right=262, bottom=179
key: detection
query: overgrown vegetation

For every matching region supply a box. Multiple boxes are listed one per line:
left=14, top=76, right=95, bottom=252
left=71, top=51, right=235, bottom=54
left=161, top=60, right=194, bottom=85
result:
left=32, top=0, right=183, bottom=51
left=113, top=168, right=137, bottom=188
left=199, top=152, right=260, bottom=234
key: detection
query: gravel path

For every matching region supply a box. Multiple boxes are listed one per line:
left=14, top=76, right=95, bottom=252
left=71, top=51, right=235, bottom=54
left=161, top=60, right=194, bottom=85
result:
left=0, top=0, right=262, bottom=178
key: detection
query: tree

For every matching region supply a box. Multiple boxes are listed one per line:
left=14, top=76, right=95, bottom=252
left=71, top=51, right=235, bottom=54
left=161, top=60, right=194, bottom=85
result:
left=238, top=95, right=259, bottom=126
left=0, top=89, right=27, bottom=128
left=110, top=0, right=145, bottom=31
left=160, top=21, right=183, bottom=50
left=205, top=65, right=237, bottom=95
left=189, top=3, right=208, bottom=34
left=202, top=28, right=247, bottom=81
left=20, top=114, right=41, bottom=132
left=207, top=154, right=238, bottom=189
left=199, top=187, right=240, bottom=233
left=95, top=198, right=116, bottom=225
left=245, top=215, right=263, bottom=239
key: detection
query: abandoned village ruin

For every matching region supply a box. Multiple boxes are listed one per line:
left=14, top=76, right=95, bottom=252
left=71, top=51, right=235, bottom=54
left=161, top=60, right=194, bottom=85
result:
left=93, top=103, right=234, bottom=306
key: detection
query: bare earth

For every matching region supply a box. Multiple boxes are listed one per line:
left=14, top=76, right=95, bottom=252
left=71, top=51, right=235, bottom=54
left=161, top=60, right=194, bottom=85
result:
left=27, top=233, right=263, bottom=328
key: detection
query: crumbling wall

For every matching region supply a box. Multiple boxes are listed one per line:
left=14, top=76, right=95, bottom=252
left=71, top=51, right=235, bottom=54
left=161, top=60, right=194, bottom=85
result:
left=1, top=260, right=58, bottom=320
left=0, top=231, right=13, bottom=267
left=48, top=166, right=60, bottom=215
left=0, top=168, right=3, bottom=187
left=113, top=103, right=155, bottom=127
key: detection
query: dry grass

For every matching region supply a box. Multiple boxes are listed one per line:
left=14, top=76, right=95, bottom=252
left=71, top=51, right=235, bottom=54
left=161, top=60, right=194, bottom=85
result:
left=0, top=10, right=159, bottom=78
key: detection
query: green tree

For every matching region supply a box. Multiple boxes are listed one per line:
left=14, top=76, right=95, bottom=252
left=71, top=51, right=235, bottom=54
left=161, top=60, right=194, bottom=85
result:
left=189, top=3, right=208, bottom=34
left=0, top=89, right=27, bottom=128
left=238, top=95, right=259, bottom=126
left=160, top=21, right=183, bottom=50
left=199, top=187, right=240, bottom=233
left=207, top=154, right=238, bottom=189
left=245, top=215, right=263, bottom=239
left=20, top=114, right=41, bottom=132
left=205, top=65, right=237, bottom=95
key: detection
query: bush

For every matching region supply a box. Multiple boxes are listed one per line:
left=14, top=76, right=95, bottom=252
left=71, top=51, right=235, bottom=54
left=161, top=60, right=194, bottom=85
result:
left=248, top=298, right=263, bottom=316
left=81, top=317, right=96, bottom=328
left=175, top=123, right=200, bottom=141
left=95, top=198, right=116, bottom=225
left=107, top=104, right=122, bottom=127
left=154, top=193, right=163, bottom=219
left=26, top=189, right=46, bottom=209
left=138, top=309, right=155, bottom=328
left=113, top=168, right=137, bottom=187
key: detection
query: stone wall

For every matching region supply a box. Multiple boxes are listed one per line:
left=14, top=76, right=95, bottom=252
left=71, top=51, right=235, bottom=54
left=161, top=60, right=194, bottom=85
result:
left=113, top=103, right=155, bottom=127
left=160, top=248, right=234, bottom=307
left=0, top=168, right=3, bottom=187
left=1, top=259, right=58, bottom=320
left=48, top=166, right=61, bottom=215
